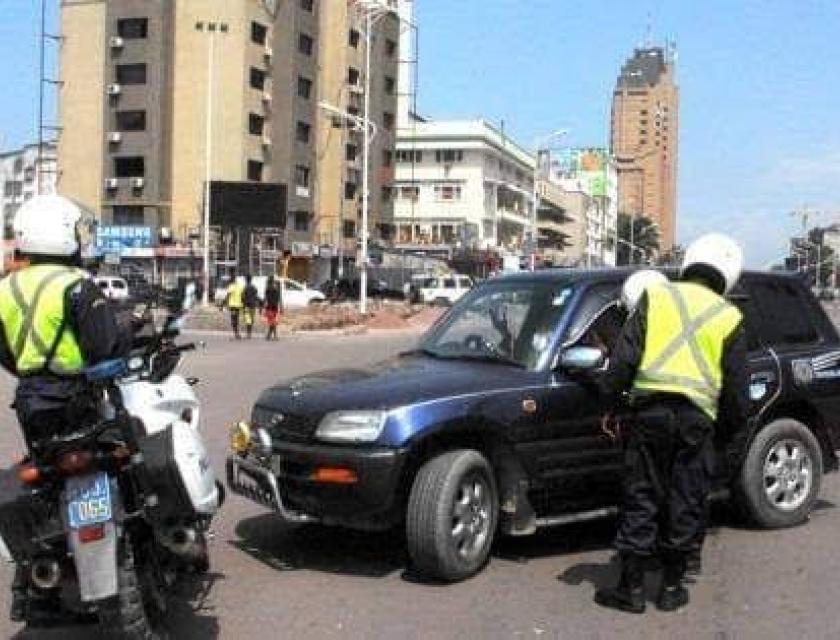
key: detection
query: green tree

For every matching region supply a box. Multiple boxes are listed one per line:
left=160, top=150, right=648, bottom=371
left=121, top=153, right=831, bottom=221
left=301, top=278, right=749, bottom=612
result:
left=617, top=213, right=661, bottom=265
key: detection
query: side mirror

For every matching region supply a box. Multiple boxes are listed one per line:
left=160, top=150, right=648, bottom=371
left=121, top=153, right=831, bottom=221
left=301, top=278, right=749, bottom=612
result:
left=558, top=346, right=606, bottom=372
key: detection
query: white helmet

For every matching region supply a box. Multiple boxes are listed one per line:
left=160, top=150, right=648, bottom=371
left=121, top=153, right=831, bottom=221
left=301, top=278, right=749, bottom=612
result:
left=13, top=195, right=98, bottom=258
left=621, top=269, right=668, bottom=313
left=681, top=233, right=743, bottom=295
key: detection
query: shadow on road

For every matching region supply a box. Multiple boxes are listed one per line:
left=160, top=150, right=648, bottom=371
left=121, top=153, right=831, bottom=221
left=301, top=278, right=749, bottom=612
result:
left=9, top=572, right=222, bottom=640
left=233, top=514, right=408, bottom=579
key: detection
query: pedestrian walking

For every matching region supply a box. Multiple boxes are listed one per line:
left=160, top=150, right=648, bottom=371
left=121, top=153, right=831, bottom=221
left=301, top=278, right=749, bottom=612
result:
left=243, top=274, right=260, bottom=340
left=264, top=276, right=282, bottom=340
left=593, top=234, right=749, bottom=614
left=224, top=274, right=245, bottom=340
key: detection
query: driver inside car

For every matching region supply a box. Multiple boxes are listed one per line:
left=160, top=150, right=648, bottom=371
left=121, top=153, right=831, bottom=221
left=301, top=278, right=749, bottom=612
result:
left=0, top=195, right=132, bottom=621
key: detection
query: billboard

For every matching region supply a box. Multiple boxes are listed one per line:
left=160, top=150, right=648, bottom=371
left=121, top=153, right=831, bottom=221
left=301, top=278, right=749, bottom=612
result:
left=210, top=181, right=287, bottom=228
left=95, top=226, right=154, bottom=254
left=551, top=148, right=613, bottom=198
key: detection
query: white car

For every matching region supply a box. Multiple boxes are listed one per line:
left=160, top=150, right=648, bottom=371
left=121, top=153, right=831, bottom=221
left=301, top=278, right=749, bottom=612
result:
left=417, top=274, right=473, bottom=306
left=214, top=276, right=325, bottom=308
left=94, top=276, right=130, bottom=301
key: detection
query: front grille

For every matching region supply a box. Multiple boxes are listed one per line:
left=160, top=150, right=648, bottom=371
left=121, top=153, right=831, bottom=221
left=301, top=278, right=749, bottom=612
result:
left=252, top=406, right=317, bottom=443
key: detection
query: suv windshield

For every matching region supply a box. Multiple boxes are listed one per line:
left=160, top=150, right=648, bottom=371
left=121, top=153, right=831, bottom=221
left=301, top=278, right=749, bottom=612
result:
left=419, top=280, right=576, bottom=370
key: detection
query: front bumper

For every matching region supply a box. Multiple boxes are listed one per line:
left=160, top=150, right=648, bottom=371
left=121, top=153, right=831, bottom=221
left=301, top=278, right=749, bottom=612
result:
left=226, top=440, right=410, bottom=531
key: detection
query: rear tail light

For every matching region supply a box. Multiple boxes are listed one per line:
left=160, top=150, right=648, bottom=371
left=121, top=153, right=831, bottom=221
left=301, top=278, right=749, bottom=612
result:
left=78, top=524, right=106, bottom=544
left=18, top=464, right=40, bottom=485
left=56, top=450, right=94, bottom=476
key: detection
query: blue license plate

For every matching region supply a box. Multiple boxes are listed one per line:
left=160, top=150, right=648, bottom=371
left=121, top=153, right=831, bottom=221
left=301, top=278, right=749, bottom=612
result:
left=66, top=473, right=112, bottom=529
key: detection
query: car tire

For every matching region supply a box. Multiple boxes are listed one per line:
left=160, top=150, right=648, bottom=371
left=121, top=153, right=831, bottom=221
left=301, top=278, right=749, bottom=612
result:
left=736, top=418, right=822, bottom=528
left=406, top=449, right=498, bottom=582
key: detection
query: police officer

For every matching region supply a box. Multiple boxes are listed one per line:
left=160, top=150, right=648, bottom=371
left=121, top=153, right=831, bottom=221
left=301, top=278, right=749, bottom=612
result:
left=0, top=195, right=130, bottom=620
left=594, top=234, right=749, bottom=614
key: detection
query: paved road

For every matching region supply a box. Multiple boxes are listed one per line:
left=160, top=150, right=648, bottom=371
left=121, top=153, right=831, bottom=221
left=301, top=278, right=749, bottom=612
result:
left=2, top=330, right=840, bottom=639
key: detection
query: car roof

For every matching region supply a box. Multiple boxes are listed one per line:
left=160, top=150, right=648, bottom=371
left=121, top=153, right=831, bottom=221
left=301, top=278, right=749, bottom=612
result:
left=488, top=267, right=799, bottom=287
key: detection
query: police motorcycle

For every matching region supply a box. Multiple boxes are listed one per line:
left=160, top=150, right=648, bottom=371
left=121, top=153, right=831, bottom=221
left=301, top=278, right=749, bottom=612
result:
left=0, top=283, right=222, bottom=638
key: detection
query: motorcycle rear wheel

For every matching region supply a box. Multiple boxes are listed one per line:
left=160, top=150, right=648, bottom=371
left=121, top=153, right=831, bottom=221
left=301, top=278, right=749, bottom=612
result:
left=98, top=535, right=162, bottom=640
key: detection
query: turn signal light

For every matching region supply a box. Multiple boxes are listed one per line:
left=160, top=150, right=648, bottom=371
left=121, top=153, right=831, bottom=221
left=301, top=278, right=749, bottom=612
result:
left=18, top=464, right=40, bottom=485
left=311, top=467, right=358, bottom=485
left=78, top=524, right=106, bottom=544
left=56, top=450, right=93, bottom=475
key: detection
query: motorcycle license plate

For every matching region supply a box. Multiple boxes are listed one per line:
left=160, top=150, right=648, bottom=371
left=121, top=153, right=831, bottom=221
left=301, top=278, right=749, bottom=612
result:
left=66, top=473, right=112, bottom=529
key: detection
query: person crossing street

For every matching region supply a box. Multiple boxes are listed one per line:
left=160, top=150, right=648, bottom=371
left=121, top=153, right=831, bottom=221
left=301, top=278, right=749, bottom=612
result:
left=593, top=235, right=749, bottom=614
left=224, top=274, right=245, bottom=340
left=242, top=274, right=260, bottom=340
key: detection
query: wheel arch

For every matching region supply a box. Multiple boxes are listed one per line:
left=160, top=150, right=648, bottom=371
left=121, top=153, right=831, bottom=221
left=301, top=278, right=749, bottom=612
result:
left=760, top=401, right=838, bottom=472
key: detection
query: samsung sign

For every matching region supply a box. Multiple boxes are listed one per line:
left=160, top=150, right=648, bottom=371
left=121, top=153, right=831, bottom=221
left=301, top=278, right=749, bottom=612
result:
left=95, top=226, right=154, bottom=255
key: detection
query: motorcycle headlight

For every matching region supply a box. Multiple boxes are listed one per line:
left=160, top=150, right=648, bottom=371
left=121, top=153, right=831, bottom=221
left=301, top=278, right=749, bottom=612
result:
left=315, top=411, right=388, bottom=444
left=230, top=422, right=252, bottom=455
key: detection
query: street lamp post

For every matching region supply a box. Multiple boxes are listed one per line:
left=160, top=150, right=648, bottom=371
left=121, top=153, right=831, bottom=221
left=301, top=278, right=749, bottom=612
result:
left=530, top=130, right=568, bottom=271
left=196, top=20, right=227, bottom=306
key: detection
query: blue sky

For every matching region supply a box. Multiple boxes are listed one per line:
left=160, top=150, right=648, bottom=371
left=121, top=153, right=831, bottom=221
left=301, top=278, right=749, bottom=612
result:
left=2, top=1, right=838, bottom=267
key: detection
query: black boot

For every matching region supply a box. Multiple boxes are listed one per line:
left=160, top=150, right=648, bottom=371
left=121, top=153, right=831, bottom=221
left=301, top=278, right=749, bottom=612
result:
left=658, top=552, right=689, bottom=612
left=499, top=480, right=536, bottom=536
left=594, top=553, right=646, bottom=614
left=10, top=565, right=27, bottom=623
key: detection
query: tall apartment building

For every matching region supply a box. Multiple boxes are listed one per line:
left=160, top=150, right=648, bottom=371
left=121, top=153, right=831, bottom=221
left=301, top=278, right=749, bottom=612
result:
left=313, top=2, right=400, bottom=269
left=610, top=46, right=679, bottom=250
left=58, top=0, right=398, bottom=280
left=1, top=142, right=58, bottom=238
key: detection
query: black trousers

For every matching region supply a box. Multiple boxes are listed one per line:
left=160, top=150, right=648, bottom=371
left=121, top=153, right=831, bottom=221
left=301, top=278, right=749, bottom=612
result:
left=615, top=400, right=715, bottom=559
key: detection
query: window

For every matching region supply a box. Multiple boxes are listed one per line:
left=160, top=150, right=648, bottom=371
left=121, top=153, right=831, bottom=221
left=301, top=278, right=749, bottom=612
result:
left=346, top=144, right=358, bottom=161
left=3, top=181, right=22, bottom=197
left=116, top=110, right=146, bottom=131
left=400, top=186, right=419, bottom=201
left=250, top=67, right=266, bottom=90
left=435, top=149, right=463, bottom=163
left=383, top=112, right=395, bottom=130
left=397, top=150, right=422, bottom=163
left=298, top=33, right=314, bottom=56
left=293, top=211, right=309, bottom=232
left=343, top=220, right=356, bottom=238
left=749, top=280, right=820, bottom=346
left=248, top=160, right=263, bottom=182
left=297, top=76, right=312, bottom=99
left=434, top=184, right=462, bottom=201
left=349, top=29, right=360, bottom=48
left=385, top=39, right=397, bottom=58
left=382, top=150, right=392, bottom=166
left=295, top=165, right=310, bottom=188
left=348, top=67, right=360, bottom=86
left=296, top=121, right=311, bottom=144
left=117, top=18, right=148, bottom=39
left=384, top=76, right=395, bottom=95
left=251, top=22, right=267, bottom=45
left=113, top=156, right=144, bottom=178
left=249, top=113, right=265, bottom=136
left=344, top=182, right=357, bottom=200
left=116, top=63, right=147, bottom=85
left=300, top=0, right=314, bottom=11
left=112, top=205, right=144, bottom=225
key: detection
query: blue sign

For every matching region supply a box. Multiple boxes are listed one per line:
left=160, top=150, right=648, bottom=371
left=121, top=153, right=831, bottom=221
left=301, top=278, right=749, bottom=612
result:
left=95, top=226, right=153, bottom=254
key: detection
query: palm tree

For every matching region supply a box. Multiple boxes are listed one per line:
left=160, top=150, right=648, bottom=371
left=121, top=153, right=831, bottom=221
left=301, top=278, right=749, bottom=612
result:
left=617, top=213, right=661, bottom=265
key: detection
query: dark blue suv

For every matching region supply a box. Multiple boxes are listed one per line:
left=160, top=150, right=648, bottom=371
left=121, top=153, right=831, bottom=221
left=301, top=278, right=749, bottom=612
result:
left=227, top=269, right=840, bottom=581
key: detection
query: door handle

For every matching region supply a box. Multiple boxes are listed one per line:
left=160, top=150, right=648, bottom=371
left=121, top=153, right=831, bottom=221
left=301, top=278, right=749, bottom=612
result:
left=750, top=371, right=776, bottom=385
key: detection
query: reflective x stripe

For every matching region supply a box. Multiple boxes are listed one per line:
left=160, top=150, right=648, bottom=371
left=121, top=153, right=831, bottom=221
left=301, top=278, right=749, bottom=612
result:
left=643, top=285, right=730, bottom=391
left=7, top=269, right=76, bottom=364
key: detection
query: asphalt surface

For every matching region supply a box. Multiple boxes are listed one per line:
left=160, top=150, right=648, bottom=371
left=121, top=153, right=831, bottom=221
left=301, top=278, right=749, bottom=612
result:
left=1, top=329, right=840, bottom=639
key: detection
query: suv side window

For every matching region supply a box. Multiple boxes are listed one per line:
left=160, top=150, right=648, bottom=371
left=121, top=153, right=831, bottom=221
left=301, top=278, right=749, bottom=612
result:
left=728, top=283, right=764, bottom=351
left=566, top=281, right=621, bottom=344
left=748, top=279, right=819, bottom=347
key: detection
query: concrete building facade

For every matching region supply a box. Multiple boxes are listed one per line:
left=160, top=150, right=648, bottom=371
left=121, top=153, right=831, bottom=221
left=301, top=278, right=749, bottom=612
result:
left=0, top=143, right=58, bottom=238
left=58, top=0, right=399, bottom=280
left=392, top=119, right=535, bottom=253
left=610, top=46, right=679, bottom=250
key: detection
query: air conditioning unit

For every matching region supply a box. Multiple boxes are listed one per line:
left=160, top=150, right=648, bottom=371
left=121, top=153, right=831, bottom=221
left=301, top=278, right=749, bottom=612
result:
left=109, top=36, right=124, bottom=49
left=105, top=178, right=119, bottom=190
left=130, top=177, right=145, bottom=189
left=262, top=91, right=272, bottom=105
left=107, top=84, right=122, bottom=96
left=261, top=135, right=272, bottom=147
left=348, top=84, right=364, bottom=95
left=264, top=46, right=273, bottom=60
left=108, top=132, right=122, bottom=144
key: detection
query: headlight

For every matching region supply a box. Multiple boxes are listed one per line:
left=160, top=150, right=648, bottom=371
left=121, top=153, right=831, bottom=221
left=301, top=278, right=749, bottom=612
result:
left=315, top=411, right=388, bottom=443
left=230, top=422, right=252, bottom=454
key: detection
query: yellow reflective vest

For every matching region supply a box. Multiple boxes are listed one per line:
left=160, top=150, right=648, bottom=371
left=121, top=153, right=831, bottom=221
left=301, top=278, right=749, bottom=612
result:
left=0, top=264, right=87, bottom=376
left=632, top=281, right=743, bottom=420
left=226, top=281, right=245, bottom=309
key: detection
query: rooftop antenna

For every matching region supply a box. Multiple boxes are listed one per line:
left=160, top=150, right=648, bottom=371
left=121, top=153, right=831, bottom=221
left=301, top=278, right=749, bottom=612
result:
left=645, top=11, right=654, bottom=48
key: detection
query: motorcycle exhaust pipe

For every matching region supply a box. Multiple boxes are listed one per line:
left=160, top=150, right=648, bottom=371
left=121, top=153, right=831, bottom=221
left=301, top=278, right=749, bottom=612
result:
left=30, top=559, right=61, bottom=590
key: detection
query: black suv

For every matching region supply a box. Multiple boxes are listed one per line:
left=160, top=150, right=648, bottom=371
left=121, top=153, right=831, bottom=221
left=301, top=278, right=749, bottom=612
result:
left=227, top=269, right=840, bottom=581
